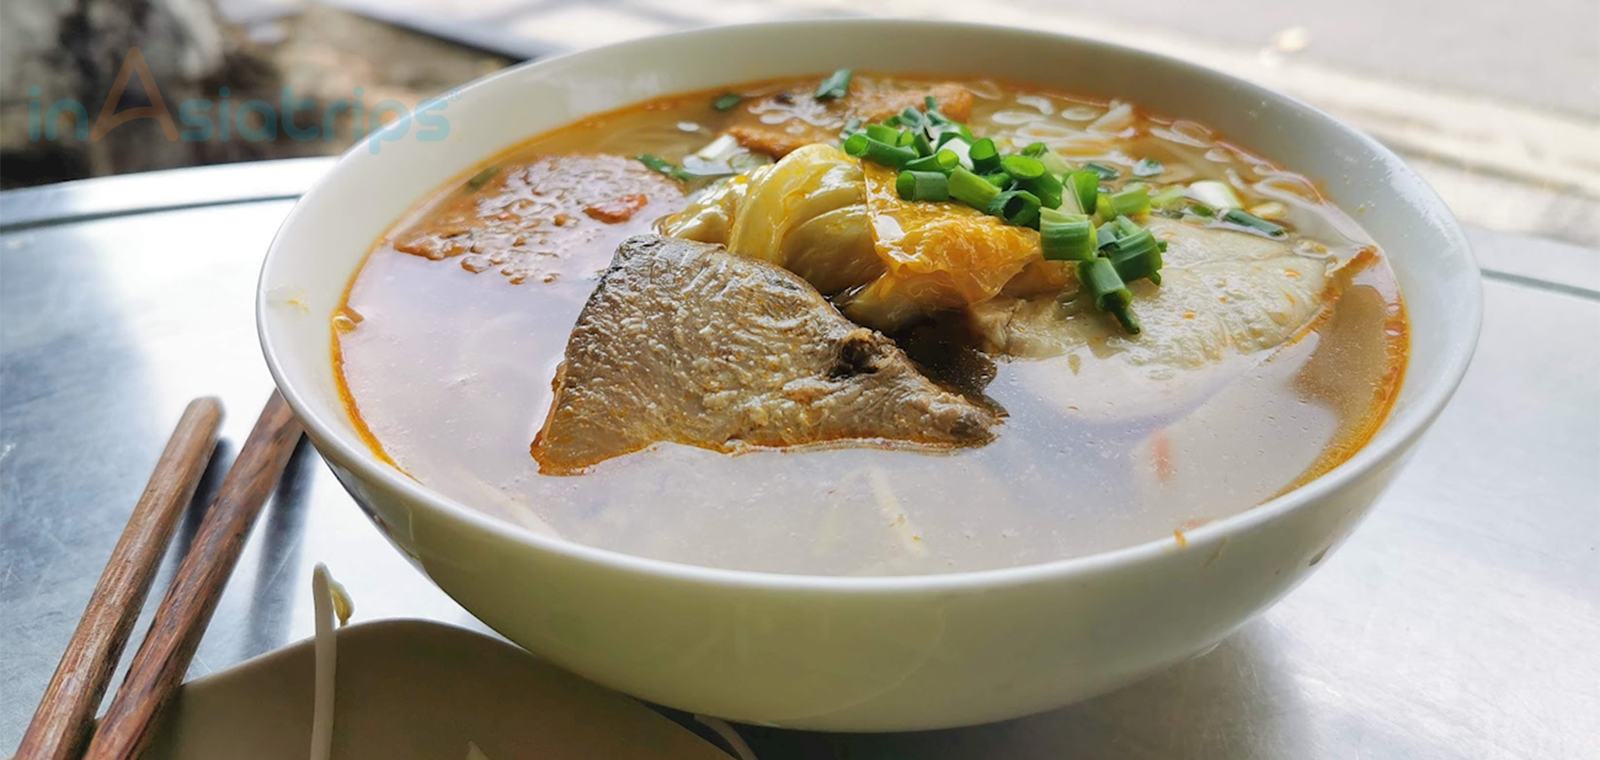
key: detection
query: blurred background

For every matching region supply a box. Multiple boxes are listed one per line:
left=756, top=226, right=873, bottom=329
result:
left=0, top=0, right=1595, bottom=245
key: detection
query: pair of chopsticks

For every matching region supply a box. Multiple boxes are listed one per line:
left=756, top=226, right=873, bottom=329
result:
left=15, top=393, right=304, bottom=760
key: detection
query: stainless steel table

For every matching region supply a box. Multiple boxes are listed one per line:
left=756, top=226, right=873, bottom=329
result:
left=2, top=160, right=1596, bottom=759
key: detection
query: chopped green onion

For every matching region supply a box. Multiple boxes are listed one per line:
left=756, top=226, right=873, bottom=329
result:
left=1132, top=158, right=1164, bottom=177
left=1022, top=142, right=1048, bottom=157
left=1079, top=258, right=1140, bottom=334
left=712, top=94, right=743, bottom=111
left=1096, top=192, right=1116, bottom=220
left=466, top=165, right=500, bottom=189
left=896, top=170, right=951, bottom=202
left=1039, top=150, right=1072, bottom=175
left=1151, top=185, right=1188, bottom=208
left=1039, top=208, right=1097, bottom=261
left=1222, top=208, right=1289, bottom=238
left=896, top=129, right=917, bottom=148
left=897, top=106, right=928, bottom=132
left=1020, top=171, right=1064, bottom=210
left=866, top=123, right=900, bottom=144
left=815, top=68, right=854, bottom=100
left=634, top=155, right=688, bottom=181
left=840, top=117, right=864, bottom=138
left=969, top=138, right=1001, bottom=173
left=905, top=150, right=959, bottom=173
left=910, top=130, right=934, bottom=157
left=1106, top=223, right=1163, bottom=283
left=1107, top=187, right=1152, bottom=217
left=988, top=189, right=1043, bottom=228
left=1085, top=162, right=1120, bottom=181
left=1067, top=171, right=1100, bottom=215
left=1097, top=221, right=1120, bottom=248
left=1185, top=201, right=1218, bottom=218
left=980, top=171, right=1013, bottom=188
left=999, top=154, right=1046, bottom=180
left=842, top=134, right=919, bottom=168
left=925, top=95, right=938, bottom=111
left=1188, top=180, right=1242, bottom=210
left=949, top=167, right=1002, bottom=210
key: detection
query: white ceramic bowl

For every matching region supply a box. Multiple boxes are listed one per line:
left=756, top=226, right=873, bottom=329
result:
left=258, top=20, right=1480, bottom=731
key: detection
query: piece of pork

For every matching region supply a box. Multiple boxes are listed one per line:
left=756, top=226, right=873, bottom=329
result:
left=530, top=236, right=999, bottom=474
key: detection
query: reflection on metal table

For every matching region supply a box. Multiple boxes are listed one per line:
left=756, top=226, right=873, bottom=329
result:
left=1, top=160, right=1596, bottom=759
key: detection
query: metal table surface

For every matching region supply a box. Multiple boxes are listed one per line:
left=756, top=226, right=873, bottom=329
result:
left=1, top=160, right=1596, bottom=759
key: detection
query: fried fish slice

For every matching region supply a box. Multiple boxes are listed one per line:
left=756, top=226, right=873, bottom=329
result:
left=531, top=236, right=1000, bottom=474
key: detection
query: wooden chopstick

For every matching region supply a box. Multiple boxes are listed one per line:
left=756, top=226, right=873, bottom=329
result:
left=82, top=391, right=304, bottom=760
left=15, top=398, right=223, bottom=760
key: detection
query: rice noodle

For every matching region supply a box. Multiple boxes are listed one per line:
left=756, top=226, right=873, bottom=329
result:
left=868, top=467, right=926, bottom=557
left=1151, top=119, right=1214, bottom=148
left=1087, top=100, right=1136, bottom=136
left=693, top=715, right=760, bottom=760
left=1059, top=104, right=1101, bottom=121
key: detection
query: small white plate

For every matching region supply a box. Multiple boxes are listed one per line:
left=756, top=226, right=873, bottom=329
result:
left=144, top=620, right=729, bottom=760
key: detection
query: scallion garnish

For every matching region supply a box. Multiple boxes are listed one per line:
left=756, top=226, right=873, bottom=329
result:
left=905, top=150, right=959, bottom=173
left=896, top=170, right=951, bottom=202
left=1132, top=158, right=1164, bottom=177
left=1150, top=185, right=1188, bottom=208
left=1085, top=162, right=1120, bottom=180
left=842, top=134, right=919, bottom=168
left=988, top=189, right=1043, bottom=228
left=1106, top=217, right=1163, bottom=284
left=466, top=165, right=500, bottom=189
left=969, top=138, right=1001, bottom=173
left=1020, top=171, right=1064, bottom=210
left=1222, top=208, right=1289, bottom=238
left=1022, top=142, right=1049, bottom=157
left=999, top=154, right=1046, bottom=180
left=1079, top=258, right=1140, bottom=334
left=815, top=68, right=854, bottom=100
left=1040, top=208, right=1097, bottom=261
left=981, top=171, right=1013, bottom=188
left=634, top=155, right=689, bottom=181
left=949, top=167, right=1001, bottom=210
left=712, top=94, right=743, bottom=111
left=1107, top=187, right=1152, bottom=217
left=866, top=123, right=900, bottom=144
left=1067, top=171, right=1100, bottom=215
left=840, top=117, right=864, bottom=139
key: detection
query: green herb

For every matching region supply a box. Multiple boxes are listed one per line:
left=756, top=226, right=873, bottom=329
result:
left=948, top=167, right=1001, bottom=210
left=896, top=170, right=951, bottom=202
left=1066, top=171, right=1100, bottom=215
left=1079, top=258, right=1140, bottom=334
left=969, top=138, right=1001, bottom=173
left=815, top=68, right=854, bottom=100
left=1021, top=142, right=1049, bottom=157
left=1085, top=162, right=1120, bottom=181
left=634, top=154, right=689, bottom=181
left=712, top=94, right=743, bottom=111
left=1222, top=208, right=1289, bottom=238
left=1105, top=187, right=1152, bottom=217
left=1040, top=208, right=1097, bottom=261
left=1132, top=158, right=1164, bottom=177
left=905, top=150, right=960, bottom=173
left=999, top=154, right=1046, bottom=180
left=465, top=165, right=500, bottom=190
left=842, top=134, right=919, bottom=168
left=988, top=189, right=1043, bottom=228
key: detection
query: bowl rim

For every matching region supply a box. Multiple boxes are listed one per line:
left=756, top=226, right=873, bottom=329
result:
left=257, top=17, right=1482, bottom=594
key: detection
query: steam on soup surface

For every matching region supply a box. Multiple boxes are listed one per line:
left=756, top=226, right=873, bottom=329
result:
left=334, top=74, right=1407, bottom=575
